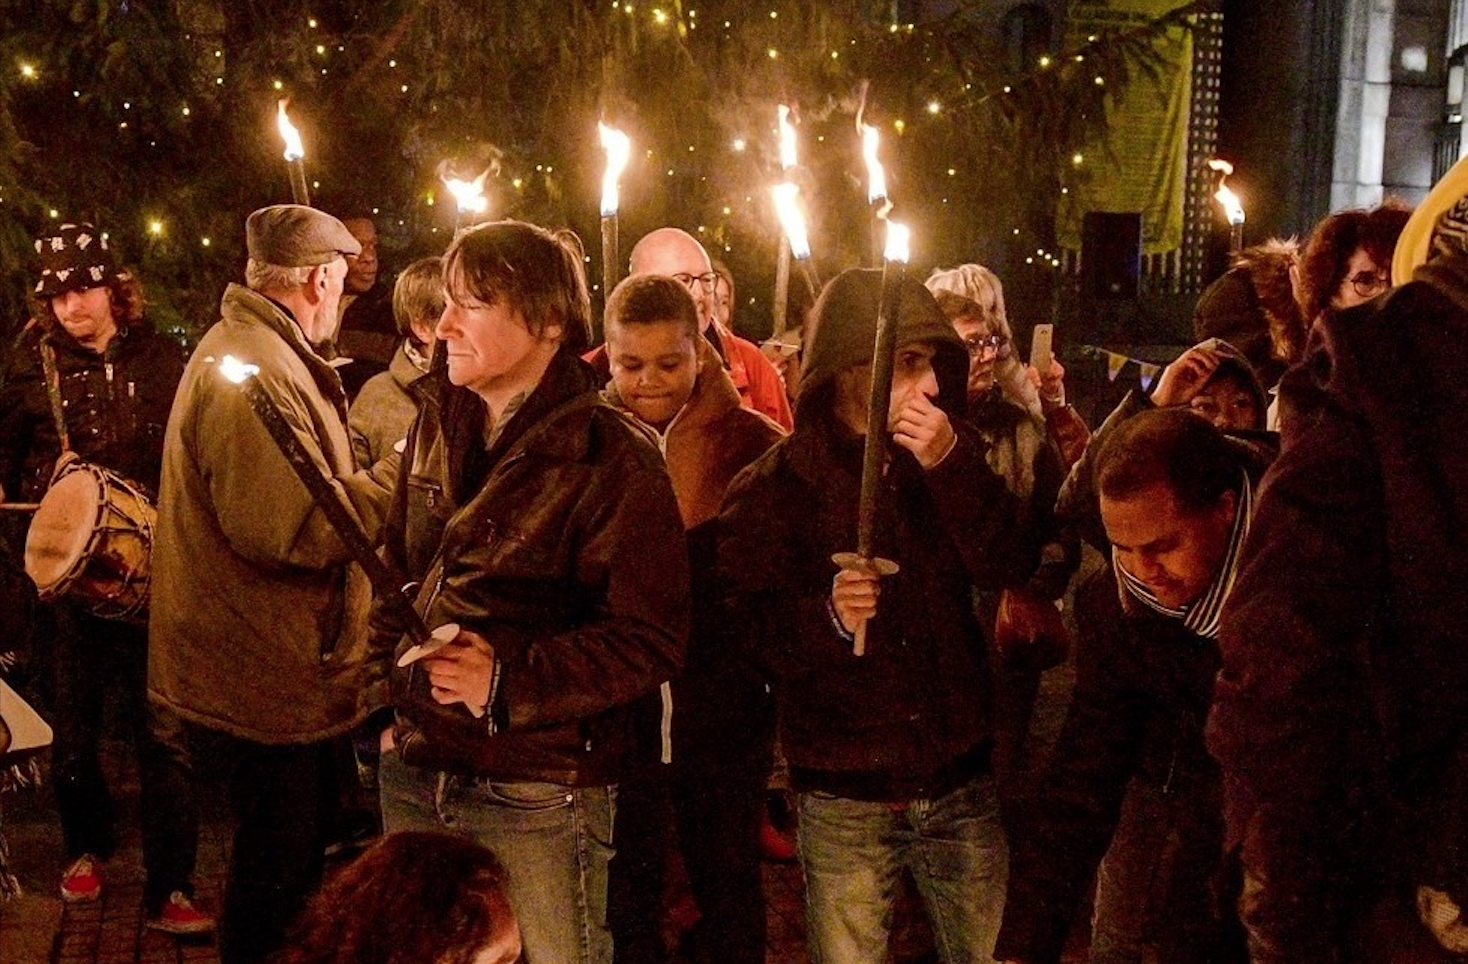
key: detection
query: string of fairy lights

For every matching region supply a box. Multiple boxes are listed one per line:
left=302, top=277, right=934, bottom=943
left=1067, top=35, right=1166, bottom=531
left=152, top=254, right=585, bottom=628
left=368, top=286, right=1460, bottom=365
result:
left=5, top=2, right=1208, bottom=310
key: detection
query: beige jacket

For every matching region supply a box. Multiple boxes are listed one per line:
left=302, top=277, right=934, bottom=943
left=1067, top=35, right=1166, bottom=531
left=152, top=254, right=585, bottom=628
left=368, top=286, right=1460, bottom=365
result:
left=149, top=284, right=395, bottom=743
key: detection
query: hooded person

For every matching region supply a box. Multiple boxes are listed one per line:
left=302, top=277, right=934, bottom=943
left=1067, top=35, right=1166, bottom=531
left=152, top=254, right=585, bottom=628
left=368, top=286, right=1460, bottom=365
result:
left=1209, top=158, right=1468, bottom=962
left=717, top=268, right=1024, bottom=964
left=1058, top=336, right=1274, bottom=554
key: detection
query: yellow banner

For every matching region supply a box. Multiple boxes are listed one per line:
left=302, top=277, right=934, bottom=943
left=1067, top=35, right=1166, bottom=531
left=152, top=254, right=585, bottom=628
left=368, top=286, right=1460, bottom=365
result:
left=1058, top=0, right=1192, bottom=255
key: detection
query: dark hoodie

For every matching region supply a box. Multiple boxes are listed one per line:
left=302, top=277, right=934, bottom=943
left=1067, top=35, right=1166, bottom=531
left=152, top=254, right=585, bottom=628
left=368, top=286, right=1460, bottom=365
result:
left=1194, top=336, right=1269, bottom=431
left=1057, top=338, right=1276, bottom=553
left=717, top=269, right=1023, bottom=800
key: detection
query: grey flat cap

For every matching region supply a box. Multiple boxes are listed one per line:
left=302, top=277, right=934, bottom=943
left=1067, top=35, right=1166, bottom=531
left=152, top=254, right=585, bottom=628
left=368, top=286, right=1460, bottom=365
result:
left=245, top=205, right=362, bottom=267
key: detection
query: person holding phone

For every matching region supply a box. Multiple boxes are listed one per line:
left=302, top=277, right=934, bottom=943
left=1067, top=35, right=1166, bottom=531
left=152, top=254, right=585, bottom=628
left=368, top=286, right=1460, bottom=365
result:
left=924, top=264, right=1080, bottom=827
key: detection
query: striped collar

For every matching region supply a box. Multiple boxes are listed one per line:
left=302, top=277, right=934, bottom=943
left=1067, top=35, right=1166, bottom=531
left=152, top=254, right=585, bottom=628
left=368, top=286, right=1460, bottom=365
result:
left=1114, top=472, right=1253, bottom=640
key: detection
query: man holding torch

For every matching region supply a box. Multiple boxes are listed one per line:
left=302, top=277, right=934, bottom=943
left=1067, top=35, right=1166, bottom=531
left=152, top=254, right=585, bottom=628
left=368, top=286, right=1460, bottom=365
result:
left=717, top=268, right=1022, bottom=964
left=149, top=205, right=397, bottom=964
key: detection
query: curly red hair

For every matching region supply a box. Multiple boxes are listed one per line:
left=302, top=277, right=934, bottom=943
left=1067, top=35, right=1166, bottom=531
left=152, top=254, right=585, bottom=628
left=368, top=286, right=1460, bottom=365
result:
left=1296, top=201, right=1410, bottom=326
left=270, top=832, right=512, bottom=964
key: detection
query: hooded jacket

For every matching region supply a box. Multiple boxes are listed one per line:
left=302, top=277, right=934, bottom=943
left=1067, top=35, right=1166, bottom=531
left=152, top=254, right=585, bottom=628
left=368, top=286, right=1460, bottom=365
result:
left=1058, top=339, right=1275, bottom=553
left=718, top=269, right=1022, bottom=800
left=1210, top=256, right=1468, bottom=962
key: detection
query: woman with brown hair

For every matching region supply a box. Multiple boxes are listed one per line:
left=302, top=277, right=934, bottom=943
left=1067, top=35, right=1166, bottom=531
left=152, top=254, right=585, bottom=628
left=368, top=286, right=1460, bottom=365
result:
left=1296, top=200, right=1412, bottom=329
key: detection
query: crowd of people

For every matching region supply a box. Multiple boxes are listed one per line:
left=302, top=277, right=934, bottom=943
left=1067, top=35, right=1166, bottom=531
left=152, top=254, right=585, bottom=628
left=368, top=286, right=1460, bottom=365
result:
left=0, top=154, right=1465, bottom=964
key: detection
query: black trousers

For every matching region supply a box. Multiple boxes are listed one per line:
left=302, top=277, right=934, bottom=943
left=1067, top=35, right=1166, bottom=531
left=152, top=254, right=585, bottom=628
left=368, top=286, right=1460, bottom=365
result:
left=609, top=677, right=775, bottom=964
left=50, top=606, right=199, bottom=911
left=200, top=730, right=334, bottom=964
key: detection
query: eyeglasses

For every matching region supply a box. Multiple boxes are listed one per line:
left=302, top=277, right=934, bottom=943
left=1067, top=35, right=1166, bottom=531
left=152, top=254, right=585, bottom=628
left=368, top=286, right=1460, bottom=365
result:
left=1348, top=271, right=1389, bottom=299
left=671, top=272, right=720, bottom=293
left=962, top=333, right=1011, bottom=358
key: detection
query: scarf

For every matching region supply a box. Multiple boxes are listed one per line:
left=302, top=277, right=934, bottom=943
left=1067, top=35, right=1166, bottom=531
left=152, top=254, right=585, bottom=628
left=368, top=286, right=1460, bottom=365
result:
left=1114, top=472, right=1253, bottom=640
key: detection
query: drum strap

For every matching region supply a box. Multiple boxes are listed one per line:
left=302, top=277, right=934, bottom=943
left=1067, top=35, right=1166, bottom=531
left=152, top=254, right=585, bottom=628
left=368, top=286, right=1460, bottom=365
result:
left=37, top=338, right=71, bottom=454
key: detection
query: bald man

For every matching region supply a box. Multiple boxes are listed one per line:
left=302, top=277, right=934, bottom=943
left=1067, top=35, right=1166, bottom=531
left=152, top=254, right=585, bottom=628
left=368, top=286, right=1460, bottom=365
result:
left=622, top=228, right=792, bottom=430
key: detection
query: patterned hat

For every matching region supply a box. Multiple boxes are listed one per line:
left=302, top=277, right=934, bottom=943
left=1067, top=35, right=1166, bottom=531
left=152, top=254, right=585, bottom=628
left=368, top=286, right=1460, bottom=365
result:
left=33, top=223, right=122, bottom=298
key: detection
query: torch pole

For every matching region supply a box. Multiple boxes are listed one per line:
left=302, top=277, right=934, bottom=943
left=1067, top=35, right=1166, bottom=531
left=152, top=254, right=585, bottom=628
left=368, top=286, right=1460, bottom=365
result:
left=869, top=199, right=888, bottom=268
left=796, top=256, right=822, bottom=304
left=773, top=235, right=791, bottom=336
left=288, top=160, right=311, bottom=207
left=1229, top=221, right=1243, bottom=255
left=832, top=258, right=905, bottom=656
left=602, top=214, right=620, bottom=304
left=233, top=371, right=427, bottom=644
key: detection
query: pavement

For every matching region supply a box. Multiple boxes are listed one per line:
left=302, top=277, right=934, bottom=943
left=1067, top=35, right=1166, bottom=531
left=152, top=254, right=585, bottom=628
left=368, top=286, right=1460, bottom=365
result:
left=0, top=728, right=817, bottom=964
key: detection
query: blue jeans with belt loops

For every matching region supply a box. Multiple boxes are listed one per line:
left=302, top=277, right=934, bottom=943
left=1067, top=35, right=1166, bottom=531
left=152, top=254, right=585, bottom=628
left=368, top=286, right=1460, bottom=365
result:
left=379, top=749, right=615, bottom=964
left=797, top=772, right=1007, bottom=964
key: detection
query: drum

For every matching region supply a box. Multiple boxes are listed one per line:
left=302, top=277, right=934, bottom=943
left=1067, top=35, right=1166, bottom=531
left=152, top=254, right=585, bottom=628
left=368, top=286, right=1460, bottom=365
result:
left=23, top=460, right=155, bottom=622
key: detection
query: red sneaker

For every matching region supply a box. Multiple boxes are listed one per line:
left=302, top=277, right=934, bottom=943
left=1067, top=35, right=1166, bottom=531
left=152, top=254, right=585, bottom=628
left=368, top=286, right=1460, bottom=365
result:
left=59, top=854, right=102, bottom=903
left=760, top=816, right=797, bottom=862
left=146, top=891, right=216, bottom=935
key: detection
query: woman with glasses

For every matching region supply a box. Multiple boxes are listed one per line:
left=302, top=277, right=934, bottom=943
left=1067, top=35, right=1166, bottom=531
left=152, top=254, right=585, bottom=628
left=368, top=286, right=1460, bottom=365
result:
left=1296, top=200, right=1411, bottom=331
left=925, top=264, right=1079, bottom=832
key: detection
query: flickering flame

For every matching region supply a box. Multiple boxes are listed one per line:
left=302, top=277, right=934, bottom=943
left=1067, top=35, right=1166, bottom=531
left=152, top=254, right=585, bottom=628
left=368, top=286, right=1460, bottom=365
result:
left=598, top=122, right=632, bottom=217
left=883, top=221, right=911, bottom=264
left=777, top=104, right=798, bottom=172
left=772, top=182, right=810, bottom=260
left=219, top=355, right=260, bottom=384
left=859, top=122, right=889, bottom=207
left=1206, top=158, right=1234, bottom=176
left=442, top=169, right=490, bottom=216
left=1215, top=184, right=1245, bottom=226
left=276, top=100, right=305, bottom=162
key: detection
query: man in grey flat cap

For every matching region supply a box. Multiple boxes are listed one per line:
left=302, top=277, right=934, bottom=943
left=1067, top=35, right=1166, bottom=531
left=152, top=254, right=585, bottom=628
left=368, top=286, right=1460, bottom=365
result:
left=150, top=204, right=398, bottom=964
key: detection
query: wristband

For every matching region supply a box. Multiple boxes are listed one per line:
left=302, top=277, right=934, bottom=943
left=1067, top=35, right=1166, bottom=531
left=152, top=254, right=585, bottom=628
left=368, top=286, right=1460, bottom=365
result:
left=826, top=597, right=856, bottom=643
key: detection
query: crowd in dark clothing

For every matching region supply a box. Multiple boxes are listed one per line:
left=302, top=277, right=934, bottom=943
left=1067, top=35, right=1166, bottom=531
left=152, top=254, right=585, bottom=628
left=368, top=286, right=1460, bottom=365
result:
left=0, top=177, right=1466, bottom=964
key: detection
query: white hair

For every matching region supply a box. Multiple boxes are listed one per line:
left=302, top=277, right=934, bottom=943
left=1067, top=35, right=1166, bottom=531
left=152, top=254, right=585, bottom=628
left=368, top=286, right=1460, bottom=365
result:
left=925, top=263, right=1041, bottom=416
left=245, top=259, right=314, bottom=294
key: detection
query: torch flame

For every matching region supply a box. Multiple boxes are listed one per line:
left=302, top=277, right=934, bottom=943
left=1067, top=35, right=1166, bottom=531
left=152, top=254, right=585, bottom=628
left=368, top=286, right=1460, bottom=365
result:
left=1206, top=158, right=1234, bottom=176
left=778, top=104, right=798, bottom=172
left=1215, top=184, right=1245, bottom=226
left=442, top=169, right=490, bottom=216
left=772, top=182, right=811, bottom=260
left=859, top=123, right=889, bottom=209
left=598, top=122, right=632, bottom=217
left=219, top=355, right=260, bottom=384
left=276, top=100, right=305, bottom=162
left=883, top=221, right=911, bottom=264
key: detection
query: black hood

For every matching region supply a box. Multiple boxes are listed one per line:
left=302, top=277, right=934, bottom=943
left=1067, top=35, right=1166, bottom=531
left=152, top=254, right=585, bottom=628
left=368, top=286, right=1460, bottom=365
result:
left=796, top=268, right=968, bottom=426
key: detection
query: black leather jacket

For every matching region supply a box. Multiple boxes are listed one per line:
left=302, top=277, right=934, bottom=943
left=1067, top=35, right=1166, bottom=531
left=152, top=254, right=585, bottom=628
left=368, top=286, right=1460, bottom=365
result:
left=365, top=350, right=689, bottom=786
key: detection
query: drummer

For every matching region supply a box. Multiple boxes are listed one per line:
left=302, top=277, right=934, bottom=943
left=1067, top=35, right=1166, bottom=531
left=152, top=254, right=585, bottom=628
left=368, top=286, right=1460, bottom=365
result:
left=0, top=223, right=213, bottom=934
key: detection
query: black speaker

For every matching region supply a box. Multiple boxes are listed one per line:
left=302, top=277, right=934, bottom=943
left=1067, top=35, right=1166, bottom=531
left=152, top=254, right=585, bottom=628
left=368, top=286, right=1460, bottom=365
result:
left=1082, top=212, right=1142, bottom=300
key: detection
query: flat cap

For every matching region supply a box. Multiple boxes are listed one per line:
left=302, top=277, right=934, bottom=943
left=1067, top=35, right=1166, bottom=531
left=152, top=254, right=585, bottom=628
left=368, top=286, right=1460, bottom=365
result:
left=245, top=205, right=361, bottom=268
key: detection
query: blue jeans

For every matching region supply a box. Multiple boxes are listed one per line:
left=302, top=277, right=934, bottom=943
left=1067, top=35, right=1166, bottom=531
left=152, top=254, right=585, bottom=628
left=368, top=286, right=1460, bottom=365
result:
left=1091, top=779, right=1170, bottom=964
left=379, top=749, right=614, bottom=964
left=797, top=772, right=1007, bottom=964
